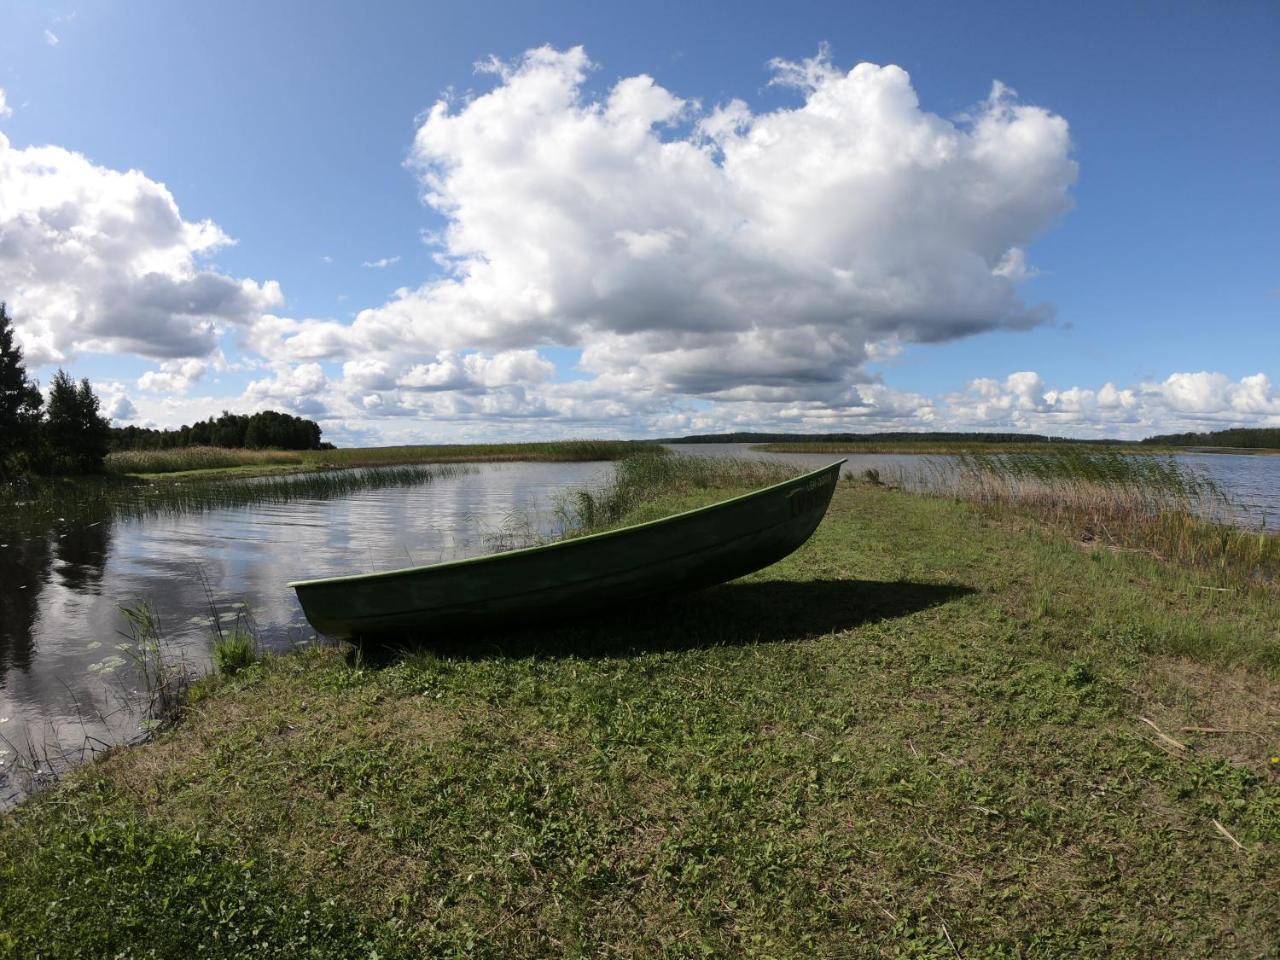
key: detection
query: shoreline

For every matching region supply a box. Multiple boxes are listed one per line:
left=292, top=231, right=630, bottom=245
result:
left=750, top=441, right=1280, bottom=456
left=2, top=477, right=1276, bottom=956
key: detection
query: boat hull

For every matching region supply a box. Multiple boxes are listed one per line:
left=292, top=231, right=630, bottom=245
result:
left=290, top=460, right=844, bottom=637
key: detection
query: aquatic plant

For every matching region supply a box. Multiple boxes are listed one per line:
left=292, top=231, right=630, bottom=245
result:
left=302, top=439, right=662, bottom=468
left=924, top=449, right=1280, bottom=585
left=554, top=452, right=798, bottom=536
left=106, top=445, right=304, bottom=474
left=212, top=631, right=259, bottom=676
left=0, top=463, right=477, bottom=530
left=105, top=439, right=658, bottom=476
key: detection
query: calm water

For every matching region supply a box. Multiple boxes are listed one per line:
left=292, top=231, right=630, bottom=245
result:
left=2, top=447, right=1277, bottom=805
left=0, top=461, right=608, bottom=805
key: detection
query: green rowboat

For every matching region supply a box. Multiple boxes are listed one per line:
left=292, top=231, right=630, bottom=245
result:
left=289, top=459, right=845, bottom=637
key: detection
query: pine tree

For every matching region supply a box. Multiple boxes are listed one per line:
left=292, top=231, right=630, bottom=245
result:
left=0, top=302, right=44, bottom=472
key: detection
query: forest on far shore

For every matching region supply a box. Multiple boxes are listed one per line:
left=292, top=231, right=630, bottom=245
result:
left=1140, top=427, right=1280, bottom=449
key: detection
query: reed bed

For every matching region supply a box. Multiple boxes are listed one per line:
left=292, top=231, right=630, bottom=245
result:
left=555, top=452, right=798, bottom=536
left=104, top=440, right=657, bottom=476
left=755, top=440, right=1179, bottom=455
left=106, top=446, right=305, bottom=475
left=303, top=439, right=658, bottom=468
left=921, top=450, right=1280, bottom=584
left=1, top=464, right=474, bottom=529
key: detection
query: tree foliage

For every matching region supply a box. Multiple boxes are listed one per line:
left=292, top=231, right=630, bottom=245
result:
left=1140, top=427, right=1280, bottom=450
left=0, top=301, right=44, bottom=471
left=110, top=410, right=326, bottom=452
left=43, top=369, right=111, bottom=474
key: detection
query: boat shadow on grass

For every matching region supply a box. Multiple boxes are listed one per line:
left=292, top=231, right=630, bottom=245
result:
left=354, top=578, right=975, bottom=663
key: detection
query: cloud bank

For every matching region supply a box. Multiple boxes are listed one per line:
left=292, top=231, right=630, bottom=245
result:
left=8, top=45, right=1274, bottom=442
left=248, top=45, right=1077, bottom=418
left=0, top=132, right=281, bottom=367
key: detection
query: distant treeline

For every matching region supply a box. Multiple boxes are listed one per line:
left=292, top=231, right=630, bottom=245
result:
left=110, top=410, right=331, bottom=452
left=660, top=431, right=1127, bottom=445
left=1140, top=427, right=1280, bottom=449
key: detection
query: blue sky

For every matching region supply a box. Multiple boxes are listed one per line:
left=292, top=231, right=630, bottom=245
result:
left=1, top=1, right=1276, bottom=441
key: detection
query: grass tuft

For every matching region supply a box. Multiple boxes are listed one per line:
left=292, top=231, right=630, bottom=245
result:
left=213, top=630, right=259, bottom=676
left=555, top=452, right=799, bottom=536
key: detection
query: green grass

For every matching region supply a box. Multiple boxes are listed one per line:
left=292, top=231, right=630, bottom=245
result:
left=2, top=477, right=1277, bottom=957
left=553, top=452, right=798, bottom=536
left=212, top=630, right=260, bottom=676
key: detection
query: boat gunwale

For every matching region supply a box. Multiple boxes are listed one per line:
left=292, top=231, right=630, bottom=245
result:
left=288, top=459, right=846, bottom=589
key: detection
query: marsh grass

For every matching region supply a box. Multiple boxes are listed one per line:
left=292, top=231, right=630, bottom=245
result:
left=0, top=463, right=475, bottom=530
left=755, top=440, right=1183, bottom=455
left=302, top=439, right=658, bottom=468
left=105, top=439, right=655, bottom=476
left=928, top=450, right=1280, bottom=584
left=106, top=446, right=304, bottom=474
left=552, top=452, right=800, bottom=536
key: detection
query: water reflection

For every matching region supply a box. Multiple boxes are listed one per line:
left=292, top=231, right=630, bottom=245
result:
left=0, top=532, right=50, bottom=680
left=0, top=461, right=609, bottom=805
left=1, top=449, right=1276, bottom=806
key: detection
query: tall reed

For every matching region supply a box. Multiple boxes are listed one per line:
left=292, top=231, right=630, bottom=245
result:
left=928, top=450, right=1280, bottom=584
left=106, top=446, right=304, bottom=475
left=1, top=464, right=474, bottom=530
left=554, top=453, right=798, bottom=537
left=303, top=440, right=660, bottom=468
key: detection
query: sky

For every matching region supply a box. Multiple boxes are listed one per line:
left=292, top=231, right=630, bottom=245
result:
left=0, top=0, right=1277, bottom=444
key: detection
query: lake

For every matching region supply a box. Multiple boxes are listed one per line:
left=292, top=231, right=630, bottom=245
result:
left=1, top=446, right=1276, bottom=805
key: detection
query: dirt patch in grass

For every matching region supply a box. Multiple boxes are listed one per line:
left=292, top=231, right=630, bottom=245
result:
left=1136, top=657, right=1280, bottom=776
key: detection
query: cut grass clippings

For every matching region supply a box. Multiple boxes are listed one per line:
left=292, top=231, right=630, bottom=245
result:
left=2, top=478, right=1277, bottom=957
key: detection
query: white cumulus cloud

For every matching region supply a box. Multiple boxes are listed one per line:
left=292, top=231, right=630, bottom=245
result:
left=137, top=358, right=210, bottom=394
left=942, top=370, right=1279, bottom=436
left=0, top=133, right=283, bottom=367
left=249, top=45, right=1076, bottom=410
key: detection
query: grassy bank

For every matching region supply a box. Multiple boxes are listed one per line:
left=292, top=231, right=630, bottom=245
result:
left=916, top=450, right=1280, bottom=587
left=2, top=473, right=1277, bottom=957
left=106, top=440, right=657, bottom=477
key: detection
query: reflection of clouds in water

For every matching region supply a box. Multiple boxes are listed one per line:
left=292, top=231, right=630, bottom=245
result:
left=1, top=461, right=612, bottom=803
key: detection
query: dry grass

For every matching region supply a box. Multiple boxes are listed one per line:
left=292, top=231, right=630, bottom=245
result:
left=915, top=450, right=1280, bottom=586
